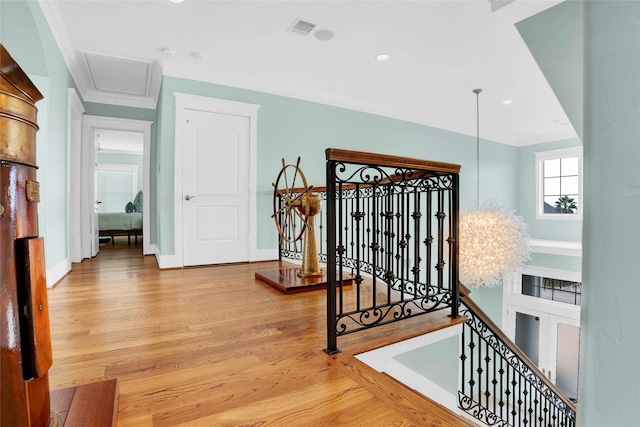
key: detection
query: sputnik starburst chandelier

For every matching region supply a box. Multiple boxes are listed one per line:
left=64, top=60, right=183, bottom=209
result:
left=458, top=89, right=531, bottom=288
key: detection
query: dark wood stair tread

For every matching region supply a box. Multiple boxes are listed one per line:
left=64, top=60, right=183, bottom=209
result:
left=50, top=379, right=118, bottom=427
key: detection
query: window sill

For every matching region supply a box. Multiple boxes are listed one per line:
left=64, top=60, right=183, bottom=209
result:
left=535, top=213, right=583, bottom=221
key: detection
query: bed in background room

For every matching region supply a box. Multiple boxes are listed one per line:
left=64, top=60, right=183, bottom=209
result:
left=99, top=190, right=143, bottom=244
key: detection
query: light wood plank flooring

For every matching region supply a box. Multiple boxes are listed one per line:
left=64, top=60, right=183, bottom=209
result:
left=47, top=241, right=474, bottom=426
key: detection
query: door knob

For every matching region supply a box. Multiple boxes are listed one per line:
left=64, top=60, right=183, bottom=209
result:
left=185, top=195, right=196, bottom=201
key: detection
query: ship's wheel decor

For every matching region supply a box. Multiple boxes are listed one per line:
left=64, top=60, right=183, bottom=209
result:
left=255, top=157, right=352, bottom=294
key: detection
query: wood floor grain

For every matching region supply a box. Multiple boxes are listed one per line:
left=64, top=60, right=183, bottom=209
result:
left=47, top=241, right=475, bottom=426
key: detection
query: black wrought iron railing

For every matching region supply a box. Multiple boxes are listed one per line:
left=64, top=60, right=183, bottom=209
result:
left=277, top=149, right=461, bottom=353
left=321, top=149, right=461, bottom=353
left=458, top=286, right=577, bottom=427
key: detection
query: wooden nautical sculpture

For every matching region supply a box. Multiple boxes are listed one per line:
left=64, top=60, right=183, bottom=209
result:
left=272, top=157, right=323, bottom=278
left=255, top=156, right=355, bottom=294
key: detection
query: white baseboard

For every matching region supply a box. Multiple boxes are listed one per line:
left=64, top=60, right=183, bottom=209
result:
left=154, top=247, right=279, bottom=269
left=252, top=249, right=279, bottom=262
left=47, top=257, right=71, bottom=288
left=154, top=246, right=182, bottom=269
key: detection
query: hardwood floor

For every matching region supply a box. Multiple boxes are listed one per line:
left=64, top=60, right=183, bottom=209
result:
left=47, top=242, right=475, bottom=426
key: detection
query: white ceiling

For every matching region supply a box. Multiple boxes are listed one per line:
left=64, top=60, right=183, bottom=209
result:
left=40, top=0, right=577, bottom=146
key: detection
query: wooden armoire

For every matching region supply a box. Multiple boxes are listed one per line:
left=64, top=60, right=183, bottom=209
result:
left=1, top=44, right=53, bottom=426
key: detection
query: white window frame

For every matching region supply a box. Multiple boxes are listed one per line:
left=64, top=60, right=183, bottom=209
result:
left=535, top=147, right=583, bottom=220
left=96, top=163, right=139, bottom=213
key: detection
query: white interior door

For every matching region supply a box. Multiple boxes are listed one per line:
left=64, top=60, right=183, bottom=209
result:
left=91, top=135, right=99, bottom=257
left=508, top=306, right=580, bottom=402
left=182, top=109, right=250, bottom=266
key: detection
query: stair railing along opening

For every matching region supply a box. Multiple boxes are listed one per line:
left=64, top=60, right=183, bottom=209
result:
left=275, top=149, right=461, bottom=353
left=458, top=285, right=577, bottom=427
left=278, top=150, right=461, bottom=352
left=277, top=149, right=576, bottom=426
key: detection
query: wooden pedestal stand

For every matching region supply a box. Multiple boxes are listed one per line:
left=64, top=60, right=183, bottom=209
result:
left=0, top=45, right=117, bottom=426
left=256, top=263, right=354, bottom=294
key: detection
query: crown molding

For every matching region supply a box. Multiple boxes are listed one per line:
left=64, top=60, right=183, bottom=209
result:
left=38, top=0, right=92, bottom=98
left=38, top=0, right=160, bottom=110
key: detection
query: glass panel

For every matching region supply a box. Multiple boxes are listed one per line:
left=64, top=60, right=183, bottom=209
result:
left=561, top=156, right=579, bottom=176
left=544, top=158, right=561, bottom=177
left=562, top=176, right=579, bottom=195
left=515, top=312, right=540, bottom=366
left=556, top=323, right=580, bottom=403
left=522, top=275, right=582, bottom=306
left=543, top=196, right=558, bottom=213
left=544, top=177, right=561, bottom=196
left=522, top=275, right=542, bottom=297
left=552, top=196, right=578, bottom=214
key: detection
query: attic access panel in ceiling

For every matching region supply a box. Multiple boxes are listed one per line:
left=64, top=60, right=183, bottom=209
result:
left=82, top=51, right=153, bottom=97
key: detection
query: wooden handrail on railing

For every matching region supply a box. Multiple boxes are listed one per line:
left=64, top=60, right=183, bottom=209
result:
left=326, top=148, right=461, bottom=174
left=459, top=283, right=577, bottom=426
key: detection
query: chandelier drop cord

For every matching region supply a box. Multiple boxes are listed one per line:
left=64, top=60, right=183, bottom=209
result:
left=473, top=88, right=482, bottom=208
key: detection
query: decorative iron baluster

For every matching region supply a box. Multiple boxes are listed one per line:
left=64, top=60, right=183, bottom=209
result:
left=412, top=191, right=421, bottom=300
left=436, top=189, right=446, bottom=292
left=450, top=173, right=460, bottom=316
left=325, top=160, right=338, bottom=354
left=426, top=190, right=433, bottom=291
left=371, top=183, right=379, bottom=309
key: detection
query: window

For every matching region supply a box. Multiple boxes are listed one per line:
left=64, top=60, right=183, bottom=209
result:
left=522, top=274, right=582, bottom=306
left=97, top=163, right=138, bottom=213
left=535, top=147, right=583, bottom=219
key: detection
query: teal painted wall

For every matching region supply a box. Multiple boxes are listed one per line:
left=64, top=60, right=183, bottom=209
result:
left=393, top=336, right=459, bottom=396
left=83, top=102, right=155, bottom=122
left=157, top=76, right=518, bottom=253
left=527, top=253, right=581, bottom=273
left=578, top=3, right=640, bottom=426
left=515, top=0, right=583, bottom=141
left=521, top=1, right=640, bottom=424
left=1, top=0, right=77, bottom=274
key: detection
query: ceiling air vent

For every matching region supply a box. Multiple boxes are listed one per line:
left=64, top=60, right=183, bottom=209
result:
left=289, top=18, right=316, bottom=36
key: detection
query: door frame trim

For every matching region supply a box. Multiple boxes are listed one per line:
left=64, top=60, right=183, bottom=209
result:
left=81, top=115, right=153, bottom=256
left=173, top=93, right=260, bottom=267
left=67, top=88, right=85, bottom=264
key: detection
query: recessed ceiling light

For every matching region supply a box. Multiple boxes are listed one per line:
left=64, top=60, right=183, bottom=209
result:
left=168, top=0, right=184, bottom=3
left=502, top=99, right=513, bottom=105
left=375, top=54, right=390, bottom=62
left=161, top=48, right=176, bottom=56
left=314, top=29, right=334, bottom=41
left=192, top=52, right=208, bottom=60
